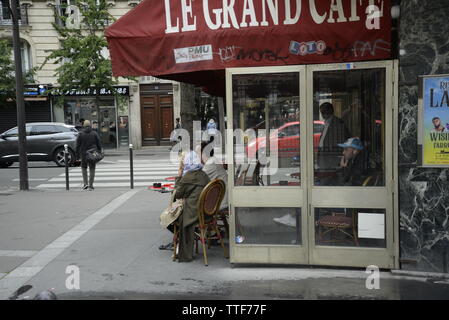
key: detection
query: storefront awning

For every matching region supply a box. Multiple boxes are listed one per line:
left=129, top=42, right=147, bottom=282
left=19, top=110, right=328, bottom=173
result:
left=106, top=0, right=392, bottom=96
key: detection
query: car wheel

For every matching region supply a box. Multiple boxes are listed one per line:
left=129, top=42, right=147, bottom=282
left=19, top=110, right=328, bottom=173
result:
left=0, top=161, right=13, bottom=168
left=53, top=148, right=74, bottom=167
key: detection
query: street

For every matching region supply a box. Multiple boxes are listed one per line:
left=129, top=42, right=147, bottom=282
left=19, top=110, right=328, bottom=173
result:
left=0, top=149, right=449, bottom=300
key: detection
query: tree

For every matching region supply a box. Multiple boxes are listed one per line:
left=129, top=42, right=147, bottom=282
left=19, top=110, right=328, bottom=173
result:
left=0, top=39, right=36, bottom=107
left=42, top=0, right=118, bottom=105
left=0, top=39, right=16, bottom=106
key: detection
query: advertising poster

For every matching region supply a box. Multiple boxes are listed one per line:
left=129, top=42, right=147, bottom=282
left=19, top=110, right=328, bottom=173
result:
left=421, top=75, right=449, bottom=167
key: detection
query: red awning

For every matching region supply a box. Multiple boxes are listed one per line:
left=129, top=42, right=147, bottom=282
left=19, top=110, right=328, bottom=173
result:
left=106, top=0, right=392, bottom=96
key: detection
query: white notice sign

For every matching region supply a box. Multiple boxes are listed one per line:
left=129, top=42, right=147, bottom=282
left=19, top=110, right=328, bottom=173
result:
left=358, top=213, right=385, bottom=239
left=174, top=45, right=213, bottom=64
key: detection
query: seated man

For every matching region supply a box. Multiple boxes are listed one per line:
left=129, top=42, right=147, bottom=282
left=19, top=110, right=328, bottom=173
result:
left=337, top=137, right=367, bottom=186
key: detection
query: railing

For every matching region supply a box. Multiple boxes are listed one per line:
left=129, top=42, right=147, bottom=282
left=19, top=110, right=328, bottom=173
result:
left=0, top=5, right=29, bottom=26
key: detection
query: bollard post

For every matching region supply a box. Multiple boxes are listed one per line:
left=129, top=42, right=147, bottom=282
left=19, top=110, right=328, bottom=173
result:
left=129, top=144, right=134, bottom=189
left=64, top=144, right=69, bottom=190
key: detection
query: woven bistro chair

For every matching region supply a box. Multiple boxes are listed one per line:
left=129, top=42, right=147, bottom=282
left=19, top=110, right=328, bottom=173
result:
left=195, top=178, right=228, bottom=266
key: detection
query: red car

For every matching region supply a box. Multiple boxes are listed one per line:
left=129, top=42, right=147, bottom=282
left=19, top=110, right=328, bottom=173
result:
left=246, top=121, right=324, bottom=159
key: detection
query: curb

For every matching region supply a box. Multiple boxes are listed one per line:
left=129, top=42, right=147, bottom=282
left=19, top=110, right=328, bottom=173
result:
left=391, top=269, right=449, bottom=279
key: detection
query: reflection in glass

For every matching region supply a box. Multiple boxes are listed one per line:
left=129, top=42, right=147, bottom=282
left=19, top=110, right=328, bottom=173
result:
left=315, top=208, right=386, bottom=248
left=233, top=73, right=300, bottom=187
left=235, top=207, right=301, bottom=245
left=313, top=69, right=385, bottom=186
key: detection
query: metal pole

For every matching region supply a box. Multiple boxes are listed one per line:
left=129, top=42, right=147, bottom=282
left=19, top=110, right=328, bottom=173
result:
left=11, top=0, right=29, bottom=190
left=129, top=144, right=134, bottom=189
left=64, top=144, right=69, bottom=190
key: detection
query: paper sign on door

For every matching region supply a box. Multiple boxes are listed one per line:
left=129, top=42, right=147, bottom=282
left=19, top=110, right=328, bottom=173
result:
left=358, top=213, right=385, bottom=239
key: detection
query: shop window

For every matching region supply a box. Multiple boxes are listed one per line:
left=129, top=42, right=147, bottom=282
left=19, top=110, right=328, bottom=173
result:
left=234, top=207, right=301, bottom=245
left=315, top=208, right=386, bottom=248
left=232, top=73, right=301, bottom=187
left=313, top=69, right=386, bottom=187
left=61, top=96, right=117, bottom=148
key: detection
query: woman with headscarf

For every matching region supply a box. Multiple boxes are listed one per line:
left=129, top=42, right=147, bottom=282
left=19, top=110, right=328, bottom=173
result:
left=172, top=150, right=210, bottom=262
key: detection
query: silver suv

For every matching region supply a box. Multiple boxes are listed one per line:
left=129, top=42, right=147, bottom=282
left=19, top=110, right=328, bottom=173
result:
left=0, top=122, right=78, bottom=168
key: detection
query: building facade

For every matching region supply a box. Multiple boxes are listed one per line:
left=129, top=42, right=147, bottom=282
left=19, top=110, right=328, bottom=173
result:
left=0, top=0, right=181, bottom=149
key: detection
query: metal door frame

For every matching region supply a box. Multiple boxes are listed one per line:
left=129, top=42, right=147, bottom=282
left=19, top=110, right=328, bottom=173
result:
left=225, top=61, right=399, bottom=268
left=226, top=65, right=309, bottom=264
left=305, top=60, right=397, bottom=269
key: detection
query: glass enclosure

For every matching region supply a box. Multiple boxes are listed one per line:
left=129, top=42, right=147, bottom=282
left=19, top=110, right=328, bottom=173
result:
left=227, top=62, right=396, bottom=268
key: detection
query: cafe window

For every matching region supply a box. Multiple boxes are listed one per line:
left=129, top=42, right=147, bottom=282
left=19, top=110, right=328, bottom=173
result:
left=232, top=73, right=301, bottom=187
left=235, top=207, right=301, bottom=245
left=313, top=69, right=386, bottom=187
left=315, top=208, right=386, bottom=248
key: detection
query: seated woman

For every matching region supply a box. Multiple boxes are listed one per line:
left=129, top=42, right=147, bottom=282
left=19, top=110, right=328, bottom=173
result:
left=173, top=150, right=210, bottom=262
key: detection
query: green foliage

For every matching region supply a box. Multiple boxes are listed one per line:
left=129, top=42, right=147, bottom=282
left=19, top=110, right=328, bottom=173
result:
left=0, top=39, right=35, bottom=106
left=43, top=0, right=118, bottom=96
left=0, top=39, right=16, bottom=105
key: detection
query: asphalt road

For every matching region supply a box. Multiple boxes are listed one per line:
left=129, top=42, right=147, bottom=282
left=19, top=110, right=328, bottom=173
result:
left=0, top=162, right=65, bottom=191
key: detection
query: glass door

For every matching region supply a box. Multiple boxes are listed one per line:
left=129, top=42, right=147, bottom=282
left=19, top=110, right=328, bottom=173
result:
left=306, top=61, right=396, bottom=268
left=226, top=66, right=308, bottom=264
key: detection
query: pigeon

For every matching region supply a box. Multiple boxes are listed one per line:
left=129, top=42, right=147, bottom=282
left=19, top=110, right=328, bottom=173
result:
left=33, top=290, right=58, bottom=300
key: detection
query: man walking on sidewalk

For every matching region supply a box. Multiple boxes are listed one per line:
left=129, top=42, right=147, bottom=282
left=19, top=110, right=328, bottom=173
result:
left=76, top=120, right=102, bottom=191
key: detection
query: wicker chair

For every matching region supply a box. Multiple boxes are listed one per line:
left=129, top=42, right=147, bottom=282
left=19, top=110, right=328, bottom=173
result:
left=195, top=178, right=229, bottom=266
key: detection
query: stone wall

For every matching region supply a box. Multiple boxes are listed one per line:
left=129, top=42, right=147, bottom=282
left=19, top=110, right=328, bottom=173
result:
left=399, top=0, right=449, bottom=273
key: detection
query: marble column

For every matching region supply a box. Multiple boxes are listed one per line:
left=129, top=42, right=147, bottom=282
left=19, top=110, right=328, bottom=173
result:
left=398, top=0, right=449, bottom=273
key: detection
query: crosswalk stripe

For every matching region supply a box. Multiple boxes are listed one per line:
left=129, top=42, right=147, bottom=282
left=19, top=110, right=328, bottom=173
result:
left=50, top=176, right=172, bottom=182
left=116, top=159, right=179, bottom=163
left=68, top=167, right=178, bottom=172
left=36, top=158, right=181, bottom=189
left=90, top=164, right=179, bottom=169
left=62, top=171, right=178, bottom=177
left=36, top=181, right=168, bottom=188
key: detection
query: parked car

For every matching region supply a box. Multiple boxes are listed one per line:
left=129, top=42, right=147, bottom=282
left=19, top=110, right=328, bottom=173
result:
left=246, top=121, right=324, bottom=159
left=0, top=122, right=78, bottom=168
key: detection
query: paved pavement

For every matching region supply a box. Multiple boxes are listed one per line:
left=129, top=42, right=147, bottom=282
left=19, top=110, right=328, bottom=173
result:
left=0, top=149, right=449, bottom=300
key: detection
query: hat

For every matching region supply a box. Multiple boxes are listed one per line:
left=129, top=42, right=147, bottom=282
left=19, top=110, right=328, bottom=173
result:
left=338, top=137, right=364, bottom=150
left=83, top=120, right=91, bottom=127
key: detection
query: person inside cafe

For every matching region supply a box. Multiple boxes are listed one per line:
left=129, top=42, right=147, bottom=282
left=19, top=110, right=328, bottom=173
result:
left=316, top=102, right=351, bottom=185
left=337, top=137, right=367, bottom=186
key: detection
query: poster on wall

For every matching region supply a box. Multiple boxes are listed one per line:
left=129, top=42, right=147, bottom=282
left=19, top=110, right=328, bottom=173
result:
left=419, top=74, right=449, bottom=167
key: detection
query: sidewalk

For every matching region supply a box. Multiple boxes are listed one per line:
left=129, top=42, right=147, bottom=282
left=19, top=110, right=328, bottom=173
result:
left=0, top=187, right=448, bottom=300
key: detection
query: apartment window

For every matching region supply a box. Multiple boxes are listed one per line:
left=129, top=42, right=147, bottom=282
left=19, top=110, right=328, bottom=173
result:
left=21, top=40, right=32, bottom=73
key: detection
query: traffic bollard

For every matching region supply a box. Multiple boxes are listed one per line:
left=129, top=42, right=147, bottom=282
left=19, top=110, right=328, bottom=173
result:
left=64, top=144, right=69, bottom=190
left=129, top=144, right=134, bottom=189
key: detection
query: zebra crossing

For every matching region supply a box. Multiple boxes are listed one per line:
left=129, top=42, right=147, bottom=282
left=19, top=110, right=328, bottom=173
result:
left=36, top=159, right=179, bottom=189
